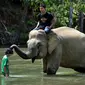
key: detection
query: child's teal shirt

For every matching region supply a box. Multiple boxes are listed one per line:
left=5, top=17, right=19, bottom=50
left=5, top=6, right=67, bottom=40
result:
left=1, top=55, right=9, bottom=74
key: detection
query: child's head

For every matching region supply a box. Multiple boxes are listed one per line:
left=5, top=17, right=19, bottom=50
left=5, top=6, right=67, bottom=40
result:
left=5, top=48, right=13, bottom=56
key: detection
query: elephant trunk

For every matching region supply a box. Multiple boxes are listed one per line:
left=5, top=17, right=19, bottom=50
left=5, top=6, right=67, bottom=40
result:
left=11, top=45, right=31, bottom=59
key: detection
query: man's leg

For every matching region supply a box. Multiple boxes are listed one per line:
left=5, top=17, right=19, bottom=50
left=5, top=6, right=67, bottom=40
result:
left=44, top=27, right=51, bottom=34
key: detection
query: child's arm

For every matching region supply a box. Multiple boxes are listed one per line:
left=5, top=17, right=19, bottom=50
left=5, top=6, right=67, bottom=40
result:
left=4, top=66, right=9, bottom=77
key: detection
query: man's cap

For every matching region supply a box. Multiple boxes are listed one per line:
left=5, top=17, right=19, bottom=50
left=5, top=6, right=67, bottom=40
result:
left=5, top=48, right=13, bottom=54
left=40, top=3, right=46, bottom=8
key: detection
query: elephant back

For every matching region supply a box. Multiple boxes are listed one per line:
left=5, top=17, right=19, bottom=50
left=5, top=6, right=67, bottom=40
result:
left=52, top=27, right=85, bottom=38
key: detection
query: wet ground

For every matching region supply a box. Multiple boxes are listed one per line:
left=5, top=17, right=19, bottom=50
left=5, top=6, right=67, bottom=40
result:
left=0, top=48, right=85, bottom=85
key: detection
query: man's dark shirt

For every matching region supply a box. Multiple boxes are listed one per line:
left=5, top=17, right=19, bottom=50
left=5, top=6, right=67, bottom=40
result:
left=38, top=12, right=53, bottom=29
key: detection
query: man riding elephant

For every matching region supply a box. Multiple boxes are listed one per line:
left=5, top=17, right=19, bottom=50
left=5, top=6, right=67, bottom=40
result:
left=34, top=3, right=56, bottom=34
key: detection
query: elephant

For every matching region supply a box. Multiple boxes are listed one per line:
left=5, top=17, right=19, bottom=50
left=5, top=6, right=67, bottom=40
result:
left=10, top=26, right=85, bottom=75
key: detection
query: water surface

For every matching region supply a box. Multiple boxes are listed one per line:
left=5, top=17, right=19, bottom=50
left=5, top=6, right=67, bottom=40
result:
left=0, top=48, right=85, bottom=85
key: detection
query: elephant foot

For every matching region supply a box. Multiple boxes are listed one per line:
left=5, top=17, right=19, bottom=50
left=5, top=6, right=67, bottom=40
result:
left=47, top=68, right=56, bottom=75
left=43, top=70, right=47, bottom=73
left=74, top=67, right=85, bottom=73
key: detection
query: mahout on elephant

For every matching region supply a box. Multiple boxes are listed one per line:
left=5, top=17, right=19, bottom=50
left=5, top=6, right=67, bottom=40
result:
left=10, top=27, right=85, bottom=75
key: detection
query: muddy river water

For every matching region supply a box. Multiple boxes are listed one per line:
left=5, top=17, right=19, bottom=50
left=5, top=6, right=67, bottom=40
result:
left=0, top=48, right=85, bottom=85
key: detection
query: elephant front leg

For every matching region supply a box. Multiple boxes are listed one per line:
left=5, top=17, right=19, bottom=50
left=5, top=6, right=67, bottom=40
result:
left=47, top=46, right=62, bottom=75
left=43, top=56, right=57, bottom=74
left=43, top=57, right=47, bottom=73
left=47, top=60, right=59, bottom=75
left=47, top=61, right=60, bottom=75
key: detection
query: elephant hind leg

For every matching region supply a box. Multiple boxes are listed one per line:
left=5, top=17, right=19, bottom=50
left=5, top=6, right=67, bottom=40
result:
left=74, top=67, right=85, bottom=73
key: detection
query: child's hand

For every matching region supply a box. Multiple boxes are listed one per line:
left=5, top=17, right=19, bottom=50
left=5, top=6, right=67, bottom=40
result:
left=5, top=74, right=9, bottom=78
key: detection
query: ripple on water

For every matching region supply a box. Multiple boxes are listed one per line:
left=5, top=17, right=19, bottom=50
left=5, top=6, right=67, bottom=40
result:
left=9, top=74, right=42, bottom=78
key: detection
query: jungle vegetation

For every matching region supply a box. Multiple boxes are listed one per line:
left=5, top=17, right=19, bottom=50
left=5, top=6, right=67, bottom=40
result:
left=0, top=0, right=85, bottom=46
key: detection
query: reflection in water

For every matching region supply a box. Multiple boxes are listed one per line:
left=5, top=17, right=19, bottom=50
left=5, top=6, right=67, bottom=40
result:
left=10, top=75, right=29, bottom=78
left=1, top=77, right=6, bottom=85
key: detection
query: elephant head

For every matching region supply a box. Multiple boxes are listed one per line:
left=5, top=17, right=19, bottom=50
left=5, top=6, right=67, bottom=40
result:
left=10, top=29, right=58, bottom=62
left=27, top=30, right=48, bottom=62
left=10, top=30, right=47, bottom=62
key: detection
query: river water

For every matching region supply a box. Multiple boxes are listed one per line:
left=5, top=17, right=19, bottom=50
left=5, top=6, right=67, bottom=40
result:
left=0, top=48, right=85, bottom=85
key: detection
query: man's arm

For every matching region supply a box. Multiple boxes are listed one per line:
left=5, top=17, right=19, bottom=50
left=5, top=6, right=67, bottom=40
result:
left=34, top=22, right=40, bottom=29
left=44, top=16, right=56, bottom=33
left=49, top=17, right=56, bottom=29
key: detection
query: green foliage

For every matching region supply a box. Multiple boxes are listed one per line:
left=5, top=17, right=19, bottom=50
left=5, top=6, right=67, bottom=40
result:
left=27, top=19, right=36, bottom=26
left=45, top=0, right=85, bottom=27
left=22, top=0, right=85, bottom=27
left=52, top=3, right=70, bottom=27
left=4, top=0, right=85, bottom=46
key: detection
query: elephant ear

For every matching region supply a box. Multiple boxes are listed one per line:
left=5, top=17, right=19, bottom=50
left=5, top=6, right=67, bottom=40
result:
left=48, top=31, right=59, bottom=54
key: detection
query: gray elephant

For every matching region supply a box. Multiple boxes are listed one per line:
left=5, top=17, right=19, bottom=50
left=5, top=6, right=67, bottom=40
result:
left=10, top=27, right=85, bottom=75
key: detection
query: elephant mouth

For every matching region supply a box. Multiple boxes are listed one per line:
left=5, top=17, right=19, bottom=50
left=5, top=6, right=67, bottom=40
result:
left=32, top=49, right=40, bottom=63
left=32, top=57, right=36, bottom=63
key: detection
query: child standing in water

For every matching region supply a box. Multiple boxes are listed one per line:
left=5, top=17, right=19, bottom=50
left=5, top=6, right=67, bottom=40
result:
left=1, top=48, right=13, bottom=77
